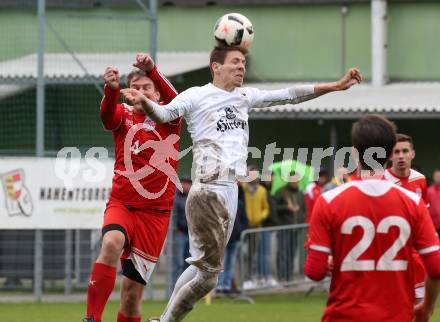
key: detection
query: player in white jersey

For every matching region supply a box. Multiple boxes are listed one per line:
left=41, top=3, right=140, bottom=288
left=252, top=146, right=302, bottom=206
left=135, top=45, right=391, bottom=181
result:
left=121, top=46, right=362, bottom=322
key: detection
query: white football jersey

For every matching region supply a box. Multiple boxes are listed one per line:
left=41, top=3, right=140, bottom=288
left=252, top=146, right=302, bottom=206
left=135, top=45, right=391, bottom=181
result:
left=149, top=83, right=314, bottom=182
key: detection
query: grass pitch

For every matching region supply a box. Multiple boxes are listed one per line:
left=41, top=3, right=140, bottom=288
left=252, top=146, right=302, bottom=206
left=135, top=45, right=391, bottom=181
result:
left=1, top=292, right=440, bottom=322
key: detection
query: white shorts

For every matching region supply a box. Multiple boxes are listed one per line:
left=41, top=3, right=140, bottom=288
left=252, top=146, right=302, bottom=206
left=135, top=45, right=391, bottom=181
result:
left=185, top=182, right=238, bottom=273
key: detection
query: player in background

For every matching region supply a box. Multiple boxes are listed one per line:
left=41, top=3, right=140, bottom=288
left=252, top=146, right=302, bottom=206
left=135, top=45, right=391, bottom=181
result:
left=84, top=54, right=180, bottom=322
left=305, top=168, right=328, bottom=223
left=385, top=133, right=430, bottom=301
left=122, top=45, right=362, bottom=322
left=385, top=133, right=428, bottom=202
left=323, top=167, right=351, bottom=193
left=427, top=169, right=440, bottom=238
left=305, top=115, right=440, bottom=322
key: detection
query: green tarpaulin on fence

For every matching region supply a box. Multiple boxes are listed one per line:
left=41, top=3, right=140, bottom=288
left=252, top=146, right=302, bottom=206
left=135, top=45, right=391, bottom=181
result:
left=270, top=160, right=314, bottom=195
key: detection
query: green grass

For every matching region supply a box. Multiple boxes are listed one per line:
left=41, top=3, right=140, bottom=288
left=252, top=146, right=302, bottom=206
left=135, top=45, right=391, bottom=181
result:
left=1, top=292, right=440, bottom=322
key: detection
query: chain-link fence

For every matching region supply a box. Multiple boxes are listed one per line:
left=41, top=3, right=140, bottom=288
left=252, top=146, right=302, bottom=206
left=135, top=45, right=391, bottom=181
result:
left=0, top=0, right=157, bottom=157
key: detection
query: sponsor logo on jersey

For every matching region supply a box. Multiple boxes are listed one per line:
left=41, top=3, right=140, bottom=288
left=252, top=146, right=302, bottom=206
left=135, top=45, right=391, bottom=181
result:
left=125, top=117, right=156, bottom=132
left=216, top=106, right=247, bottom=133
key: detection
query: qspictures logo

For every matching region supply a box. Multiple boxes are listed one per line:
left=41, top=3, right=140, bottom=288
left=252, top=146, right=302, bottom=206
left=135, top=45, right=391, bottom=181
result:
left=117, top=123, right=183, bottom=200
left=1, top=169, right=33, bottom=217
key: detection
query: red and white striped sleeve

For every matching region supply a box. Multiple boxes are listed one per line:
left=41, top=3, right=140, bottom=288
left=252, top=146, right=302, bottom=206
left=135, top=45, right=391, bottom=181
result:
left=148, top=67, right=178, bottom=104
left=99, top=85, right=124, bottom=131
left=304, top=196, right=331, bottom=281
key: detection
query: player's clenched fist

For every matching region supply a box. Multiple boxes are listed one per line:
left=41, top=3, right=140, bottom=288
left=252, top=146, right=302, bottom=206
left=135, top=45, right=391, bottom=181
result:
left=103, top=66, right=120, bottom=90
left=336, top=68, right=363, bottom=91
left=133, top=53, right=155, bottom=73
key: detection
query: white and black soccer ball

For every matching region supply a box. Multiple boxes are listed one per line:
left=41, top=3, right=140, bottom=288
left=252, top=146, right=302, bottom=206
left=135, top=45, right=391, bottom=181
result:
left=213, top=13, right=254, bottom=49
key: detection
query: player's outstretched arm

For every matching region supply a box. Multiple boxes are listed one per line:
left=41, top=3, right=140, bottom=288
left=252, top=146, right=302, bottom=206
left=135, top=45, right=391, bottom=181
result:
left=120, top=88, right=181, bottom=124
left=314, top=68, right=362, bottom=96
left=285, top=67, right=362, bottom=104
left=100, top=66, right=124, bottom=130
left=133, top=53, right=178, bottom=103
left=250, top=68, right=362, bottom=109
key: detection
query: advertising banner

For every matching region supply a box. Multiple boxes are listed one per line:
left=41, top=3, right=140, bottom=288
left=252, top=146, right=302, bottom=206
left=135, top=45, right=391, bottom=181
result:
left=0, top=157, right=113, bottom=229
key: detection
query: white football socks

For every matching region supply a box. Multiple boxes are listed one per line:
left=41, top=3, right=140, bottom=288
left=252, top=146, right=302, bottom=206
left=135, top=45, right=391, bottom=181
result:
left=161, top=265, right=218, bottom=322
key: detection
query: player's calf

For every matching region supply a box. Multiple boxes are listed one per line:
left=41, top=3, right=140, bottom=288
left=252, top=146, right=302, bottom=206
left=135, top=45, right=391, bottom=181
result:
left=160, top=268, right=218, bottom=322
left=119, top=275, right=145, bottom=318
left=85, top=230, right=125, bottom=322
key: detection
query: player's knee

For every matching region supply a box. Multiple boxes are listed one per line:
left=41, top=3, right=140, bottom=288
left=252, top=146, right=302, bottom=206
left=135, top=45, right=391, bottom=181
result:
left=101, top=237, right=124, bottom=256
left=99, top=231, right=125, bottom=264
left=205, top=272, right=219, bottom=291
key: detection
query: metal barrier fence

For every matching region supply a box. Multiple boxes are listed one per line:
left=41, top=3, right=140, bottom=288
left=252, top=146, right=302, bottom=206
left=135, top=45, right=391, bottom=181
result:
left=0, top=230, right=99, bottom=295
left=0, top=229, right=171, bottom=301
left=0, top=224, right=314, bottom=302
left=238, top=224, right=309, bottom=302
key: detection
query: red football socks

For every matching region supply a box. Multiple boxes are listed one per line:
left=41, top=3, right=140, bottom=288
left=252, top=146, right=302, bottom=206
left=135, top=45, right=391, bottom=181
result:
left=86, top=262, right=117, bottom=322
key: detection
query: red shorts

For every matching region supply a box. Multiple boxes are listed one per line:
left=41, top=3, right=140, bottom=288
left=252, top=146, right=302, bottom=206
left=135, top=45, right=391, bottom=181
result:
left=103, top=198, right=170, bottom=282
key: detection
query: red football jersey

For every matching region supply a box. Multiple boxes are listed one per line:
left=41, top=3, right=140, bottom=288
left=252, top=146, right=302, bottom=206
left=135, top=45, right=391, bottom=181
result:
left=385, top=168, right=428, bottom=204
left=100, top=67, right=180, bottom=211
left=385, top=167, right=429, bottom=292
left=305, top=182, right=322, bottom=223
left=308, top=179, right=439, bottom=322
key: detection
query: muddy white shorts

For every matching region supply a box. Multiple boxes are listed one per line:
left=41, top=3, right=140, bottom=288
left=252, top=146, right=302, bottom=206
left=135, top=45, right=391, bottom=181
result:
left=185, top=181, right=238, bottom=273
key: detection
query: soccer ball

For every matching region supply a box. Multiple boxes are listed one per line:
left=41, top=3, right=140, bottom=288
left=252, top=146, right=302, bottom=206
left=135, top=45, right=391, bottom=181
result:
left=213, top=13, right=254, bottom=49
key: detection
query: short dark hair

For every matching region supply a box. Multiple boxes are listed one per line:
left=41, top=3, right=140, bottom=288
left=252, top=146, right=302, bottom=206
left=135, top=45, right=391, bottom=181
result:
left=125, top=68, right=149, bottom=88
left=209, top=46, right=248, bottom=76
left=396, top=133, right=414, bottom=149
left=351, top=114, right=397, bottom=169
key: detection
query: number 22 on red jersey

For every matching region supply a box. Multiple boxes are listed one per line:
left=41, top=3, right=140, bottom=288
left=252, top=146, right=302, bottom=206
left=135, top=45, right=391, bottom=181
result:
left=340, top=215, right=410, bottom=271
